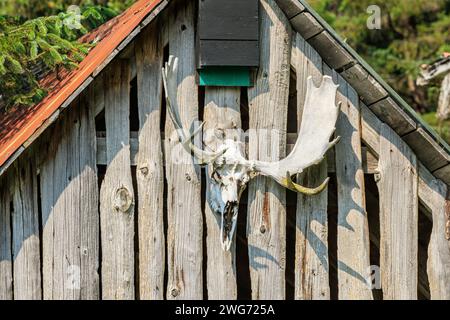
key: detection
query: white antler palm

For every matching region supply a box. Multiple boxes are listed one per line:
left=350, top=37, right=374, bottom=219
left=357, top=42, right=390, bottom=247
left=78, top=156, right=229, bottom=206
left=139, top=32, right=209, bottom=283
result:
left=253, top=76, right=341, bottom=194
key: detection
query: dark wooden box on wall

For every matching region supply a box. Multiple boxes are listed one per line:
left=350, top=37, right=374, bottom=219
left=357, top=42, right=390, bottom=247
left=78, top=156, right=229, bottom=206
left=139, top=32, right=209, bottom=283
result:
left=197, top=0, right=259, bottom=86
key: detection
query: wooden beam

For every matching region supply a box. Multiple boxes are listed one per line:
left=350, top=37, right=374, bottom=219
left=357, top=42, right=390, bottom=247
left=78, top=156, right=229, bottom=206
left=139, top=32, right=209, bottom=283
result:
left=308, top=31, right=354, bottom=70
left=100, top=61, right=135, bottom=300
left=362, top=100, right=445, bottom=220
left=0, top=176, right=12, bottom=300
left=93, top=74, right=105, bottom=117
left=11, top=157, right=41, bottom=300
left=275, top=0, right=305, bottom=19
left=403, top=128, right=450, bottom=172
left=327, top=66, right=372, bottom=299
left=341, top=64, right=388, bottom=106
left=369, top=97, right=416, bottom=136
left=96, top=132, right=378, bottom=174
left=165, top=0, right=203, bottom=300
left=246, top=0, right=290, bottom=300
left=361, top=102, right=382, bottom=156
left=135, top=23, right=165, bottom=300
left=40, top=93, right=100, bottom=300
left=377, top=124, right=418, bottom=300
left=203, top=87, right=240, bottom=299
left=365, top=185, right=431, bottom=299
left=418, top=164, right=450, bottom=300
left=292, top=33, right=329, bottom=300
left=290, top=12, right=323, bottom=40
left=434, top=164, right=450, bottom=186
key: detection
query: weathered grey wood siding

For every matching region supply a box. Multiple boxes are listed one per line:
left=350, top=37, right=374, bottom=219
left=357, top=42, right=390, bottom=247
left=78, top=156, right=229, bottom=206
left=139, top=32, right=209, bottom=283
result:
left=165, top=0, right=203, bottom=300
left=100, top=61, right=135, bottom=300
left=135, top=23, right=165, bottom=301
left=292, top=33, right=330, bottom=300
left=246, top=0, right=290, bottom=300
left=0, top=176, right=12, bottom=300
left=11, top=157, right=41, bottom=300
left=378, top=124, right=418, bottom=300
left=40, top=94, right=99, bottom=300
left=419, top=166, right=450, bottom=300
left=0, top=0, right=448, bottom=301
left=329, top=69, right=372, bottom=300
left=204, top=87, right=240, bottom=299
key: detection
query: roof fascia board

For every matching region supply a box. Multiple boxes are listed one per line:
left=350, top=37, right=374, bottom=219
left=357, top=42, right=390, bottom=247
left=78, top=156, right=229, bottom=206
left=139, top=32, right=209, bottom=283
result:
left=297, top=0, right=450, bottom=154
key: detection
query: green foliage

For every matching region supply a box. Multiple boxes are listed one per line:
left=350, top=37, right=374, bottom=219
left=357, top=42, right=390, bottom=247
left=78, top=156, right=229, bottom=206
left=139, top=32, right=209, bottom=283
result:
left=422, top=111, right=450, bottom=142
left=0, top=3, right=125, bottom=108
left=0, top=1, right=134, bottom=18
left=309, top=0, right=450, bottom=142
left=309, top=0, right=450, bottom=109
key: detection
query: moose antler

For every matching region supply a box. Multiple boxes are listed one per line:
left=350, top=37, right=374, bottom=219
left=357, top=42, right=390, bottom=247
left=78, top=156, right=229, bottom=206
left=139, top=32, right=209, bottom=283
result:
left=162, top=56, right=227, bottom=164
left=253, top=76, right=341, bottom=195
left=162, top=55, right=341, bottom=251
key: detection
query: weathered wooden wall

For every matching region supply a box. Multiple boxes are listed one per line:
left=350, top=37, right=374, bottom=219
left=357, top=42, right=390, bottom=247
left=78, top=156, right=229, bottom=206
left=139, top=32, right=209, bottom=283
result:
left=0, top=0, right=448, bottom=300
left=246, top=0, right=290, bottom=300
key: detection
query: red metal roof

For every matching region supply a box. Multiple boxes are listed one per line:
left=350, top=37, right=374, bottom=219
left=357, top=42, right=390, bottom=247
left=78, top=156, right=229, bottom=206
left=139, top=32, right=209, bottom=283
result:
left=0, top=0, right=164, bottom=169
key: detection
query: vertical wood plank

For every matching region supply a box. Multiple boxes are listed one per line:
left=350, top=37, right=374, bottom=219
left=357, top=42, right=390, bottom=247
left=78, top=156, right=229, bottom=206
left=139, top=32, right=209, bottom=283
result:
left=165, top=0, right=203, bottom=300
left=247, top=0, right=290, bottom=300
left=363, top=93, right=449, bottom=300
left=41, top=95, right=100, bottom=300
left=135, top=24, right=165, bottom=300
left=0, top=176, right=12, bottom=300
left=204, top=87, right=240, bottom=299
left=93, top=73, right=105, bottom=117
left=292, top=33, right=329, bottom=300
left=418, top=165, right=450, bottom=300
left=100, top=61, right=135, bottom=300
left=327, top=68, right=373, bottom=300
left=78, top=92, right=101, bottom=301
left=378, top=123, right=418, bottom=300
left=12, top=158, right=41, bottom=299
left=40, top=130, right=55, bottom=299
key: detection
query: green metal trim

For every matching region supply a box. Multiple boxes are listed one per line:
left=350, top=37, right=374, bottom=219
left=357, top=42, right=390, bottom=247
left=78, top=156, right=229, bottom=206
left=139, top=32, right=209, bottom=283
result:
left=199, top=67, right=251, bottom=87
left=298, top=0, right=450, bottom=154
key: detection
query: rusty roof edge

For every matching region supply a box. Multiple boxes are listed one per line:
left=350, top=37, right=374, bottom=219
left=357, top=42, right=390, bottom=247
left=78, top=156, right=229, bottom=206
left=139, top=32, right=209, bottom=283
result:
left=296, top=0, right=450, bottom=154
left=0, top=0, right=171, bottom=178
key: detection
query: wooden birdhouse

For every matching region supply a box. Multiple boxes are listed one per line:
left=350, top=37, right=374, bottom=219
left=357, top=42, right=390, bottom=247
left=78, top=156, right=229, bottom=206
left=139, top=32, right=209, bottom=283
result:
left=197, top=0, right=259, bottom=86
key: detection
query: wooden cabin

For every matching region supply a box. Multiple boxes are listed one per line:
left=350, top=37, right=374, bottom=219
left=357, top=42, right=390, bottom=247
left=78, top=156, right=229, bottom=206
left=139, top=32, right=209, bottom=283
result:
left=0, top=0, right=449, bottom=300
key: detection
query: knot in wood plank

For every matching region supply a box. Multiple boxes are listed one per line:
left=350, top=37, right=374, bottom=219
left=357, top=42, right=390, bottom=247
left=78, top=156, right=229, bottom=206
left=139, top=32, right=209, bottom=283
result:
left=260, top=225, right=267, bottom=234
left=171, top=288, right=179, bottom=297
left=113, top=187, right=133, bottom=213
left=139, top=165, right=149, bottom=177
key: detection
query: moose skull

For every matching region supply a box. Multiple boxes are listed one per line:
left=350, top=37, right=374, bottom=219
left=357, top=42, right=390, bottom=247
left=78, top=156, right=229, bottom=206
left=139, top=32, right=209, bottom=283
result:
left=162, top=56, right=341, bottom=251
left=205, top=140, right=254, bottom=250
